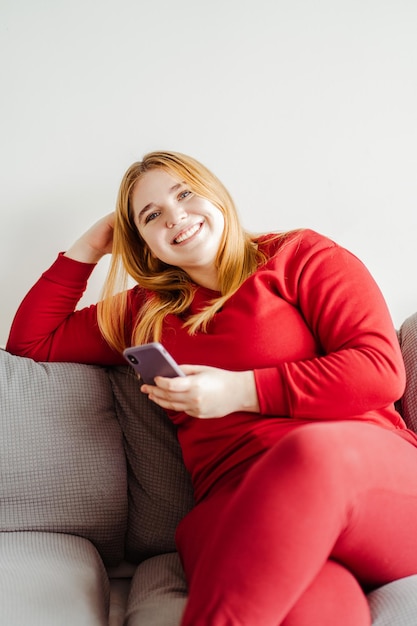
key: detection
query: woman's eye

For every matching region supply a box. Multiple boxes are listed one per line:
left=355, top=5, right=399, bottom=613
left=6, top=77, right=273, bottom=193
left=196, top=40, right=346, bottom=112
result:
left=144, top=211, right=160, bottom=224
left=179, top=190, right=191, bottom=200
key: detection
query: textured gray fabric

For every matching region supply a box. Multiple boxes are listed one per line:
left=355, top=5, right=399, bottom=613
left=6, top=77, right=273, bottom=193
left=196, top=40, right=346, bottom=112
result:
left=126, top=552, right=187, bottom=626
left=398, top=312, right=417, bottom=432
left=107, top=366, right=195, bottom=563
left=368, top=575, right=417, bottom=626
left=0, top=531, right=109, bottom=626
left=0, top=350, right=127, bottom=565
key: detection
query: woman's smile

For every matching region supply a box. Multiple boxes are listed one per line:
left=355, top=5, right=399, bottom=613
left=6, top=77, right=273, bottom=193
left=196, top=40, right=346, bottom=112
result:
left=172, top=221, right=204, bottom=245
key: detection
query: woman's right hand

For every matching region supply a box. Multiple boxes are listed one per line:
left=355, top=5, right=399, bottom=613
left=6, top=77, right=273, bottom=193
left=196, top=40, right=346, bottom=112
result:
left=64, top=212, right=116, bottom=263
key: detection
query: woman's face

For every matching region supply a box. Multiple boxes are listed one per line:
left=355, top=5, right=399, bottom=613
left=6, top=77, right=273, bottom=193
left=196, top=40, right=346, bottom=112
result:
left=131, top=168, right=225, bottom=288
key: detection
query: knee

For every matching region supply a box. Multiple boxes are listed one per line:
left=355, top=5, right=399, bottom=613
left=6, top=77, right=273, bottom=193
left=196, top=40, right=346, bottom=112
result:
left=282, top=561, right=371, bottom=626
left=274, top=423, right=362, bottom=481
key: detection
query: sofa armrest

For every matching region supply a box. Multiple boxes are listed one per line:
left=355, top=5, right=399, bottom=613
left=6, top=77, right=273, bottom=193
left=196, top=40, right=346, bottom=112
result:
left=0, top=532, right=109, bottom=626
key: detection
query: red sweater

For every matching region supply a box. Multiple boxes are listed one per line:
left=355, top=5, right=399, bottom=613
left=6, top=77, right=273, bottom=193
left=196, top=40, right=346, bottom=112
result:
left=7, top=229, right=408, bottom=501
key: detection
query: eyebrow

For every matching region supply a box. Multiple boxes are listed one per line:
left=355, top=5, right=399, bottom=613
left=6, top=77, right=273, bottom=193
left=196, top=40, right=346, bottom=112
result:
left=138, top=183, right=182, bottom=221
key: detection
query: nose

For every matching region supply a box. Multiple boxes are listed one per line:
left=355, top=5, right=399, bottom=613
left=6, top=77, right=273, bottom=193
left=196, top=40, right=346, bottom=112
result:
left=165, top=205, right=187, bottom=229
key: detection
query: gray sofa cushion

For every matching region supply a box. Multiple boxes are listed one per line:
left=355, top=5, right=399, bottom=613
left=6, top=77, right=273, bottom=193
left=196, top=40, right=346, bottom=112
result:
left=107, top=366, right=195, bottom=563
left=368, top=575, right=417, bottom=626
left=126, top=552, right=187, bottom=626
left=0, top=351, right=127, bottom=565
left=0, top=531, right=110, bottom=626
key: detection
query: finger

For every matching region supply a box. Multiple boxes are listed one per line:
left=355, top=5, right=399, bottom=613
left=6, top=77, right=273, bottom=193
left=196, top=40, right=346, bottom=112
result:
left=154, top=375, right=191, bottom=391
left=145, top=383, right=188, bottom=403
left=146, top=387, right=190, bottom=412
left=140, top=383, right=156, bottom=395
left=179, top=364, right=208, bottom=375
left=150, top=396, right=188, bottom=413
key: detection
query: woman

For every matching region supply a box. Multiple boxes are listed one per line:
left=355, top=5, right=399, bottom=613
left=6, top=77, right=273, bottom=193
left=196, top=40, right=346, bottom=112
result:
left=7, top=151, right=417, bottom=626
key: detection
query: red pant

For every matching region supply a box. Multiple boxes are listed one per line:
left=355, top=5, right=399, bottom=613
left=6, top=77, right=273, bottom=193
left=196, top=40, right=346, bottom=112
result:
left=176, top=421, right=417, bottom=626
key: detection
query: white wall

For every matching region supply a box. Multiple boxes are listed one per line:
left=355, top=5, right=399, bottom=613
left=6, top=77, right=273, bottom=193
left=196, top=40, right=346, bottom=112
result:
left=1, top=0, right=416, bottom=347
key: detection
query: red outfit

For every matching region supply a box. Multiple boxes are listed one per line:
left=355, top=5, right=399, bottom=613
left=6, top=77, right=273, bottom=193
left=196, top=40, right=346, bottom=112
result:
left=7, top=228, right=417, bottom=625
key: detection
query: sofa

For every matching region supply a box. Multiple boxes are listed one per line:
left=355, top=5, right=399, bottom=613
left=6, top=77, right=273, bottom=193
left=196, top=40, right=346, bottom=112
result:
left=2, top=312, right=417, bottom=626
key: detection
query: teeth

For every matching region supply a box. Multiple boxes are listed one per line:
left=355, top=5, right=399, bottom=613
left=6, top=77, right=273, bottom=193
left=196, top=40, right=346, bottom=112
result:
left=174, top=223, right=200, bottom=244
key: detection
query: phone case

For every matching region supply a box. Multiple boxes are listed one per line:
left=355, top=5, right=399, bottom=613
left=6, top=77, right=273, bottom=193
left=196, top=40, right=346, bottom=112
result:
left=123, top=342, right=185, bottom=384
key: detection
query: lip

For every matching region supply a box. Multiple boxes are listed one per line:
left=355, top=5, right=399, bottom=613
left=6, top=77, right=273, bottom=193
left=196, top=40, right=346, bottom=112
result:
left=171, top=221, right=204, bottom=245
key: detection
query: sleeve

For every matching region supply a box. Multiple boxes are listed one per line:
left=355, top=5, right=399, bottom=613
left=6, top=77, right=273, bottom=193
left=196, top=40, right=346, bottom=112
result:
left=6, top=253, right=125, bottom=365
left=254, top=231, right=406, bottom=419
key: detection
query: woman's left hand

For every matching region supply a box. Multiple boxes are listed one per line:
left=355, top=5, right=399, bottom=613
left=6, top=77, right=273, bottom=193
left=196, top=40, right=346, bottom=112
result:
left=140, top=365, right=260, bottom=418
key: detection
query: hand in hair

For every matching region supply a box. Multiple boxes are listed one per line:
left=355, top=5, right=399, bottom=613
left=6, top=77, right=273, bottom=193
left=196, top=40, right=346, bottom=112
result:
left=64, top=212, right=115, bottom=264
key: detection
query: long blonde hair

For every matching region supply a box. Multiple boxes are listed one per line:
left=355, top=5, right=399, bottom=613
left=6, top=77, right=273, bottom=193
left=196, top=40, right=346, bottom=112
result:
left=98, top=151, right=270, bottom=353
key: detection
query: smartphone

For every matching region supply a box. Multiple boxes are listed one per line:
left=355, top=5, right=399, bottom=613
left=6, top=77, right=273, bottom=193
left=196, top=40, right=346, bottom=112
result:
left=123, top=342, right=185, bottom=385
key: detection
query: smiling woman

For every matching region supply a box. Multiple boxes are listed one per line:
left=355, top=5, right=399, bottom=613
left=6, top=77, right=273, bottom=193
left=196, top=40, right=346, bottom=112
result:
left=131, top=169, right=225, bottom=287
left=98, top=151, right=264, bottom=349
left=7, top=150, right=417, bottom=626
